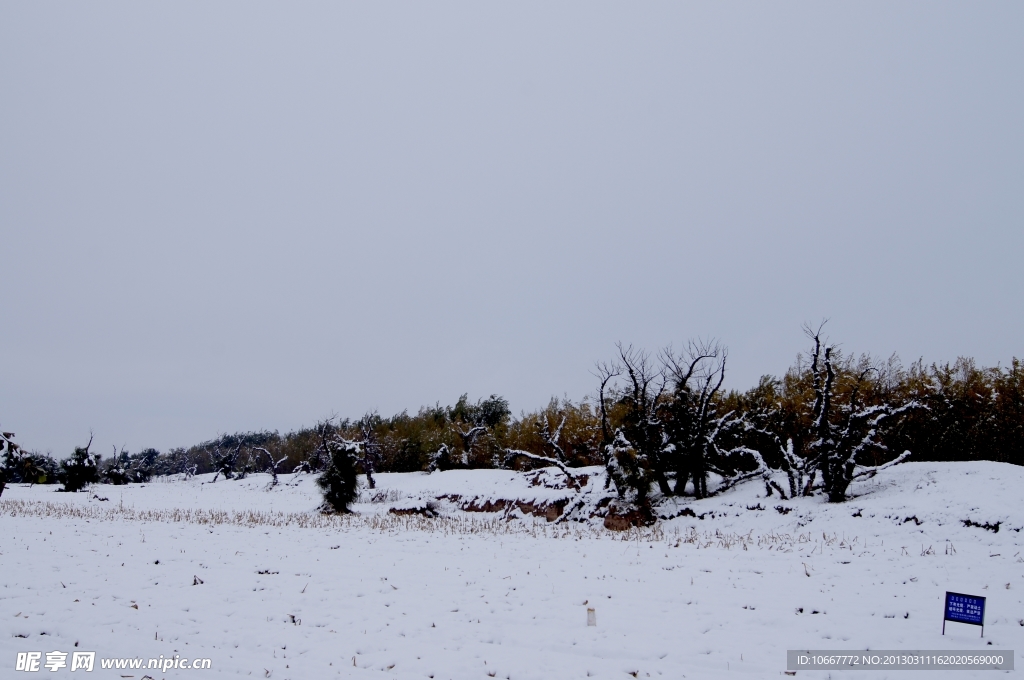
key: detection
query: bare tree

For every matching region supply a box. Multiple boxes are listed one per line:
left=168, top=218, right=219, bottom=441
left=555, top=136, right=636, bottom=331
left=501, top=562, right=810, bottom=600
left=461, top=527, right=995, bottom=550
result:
left=295, top=417, right=348, bottom=475
left=505, top=414, right=582, bottom=490
left=600, top=344, right=670, bottom=504
left=802, top=324, right=919, bottom=502
left=735, top=422, right=812, bottom=499
left=593, top=361, right=621, bottom=463
left=452, top=424, right=486, bottom=467
left=104, top=445, right=132, bottom=485
left=310, top=416, right=382, bottom=488
left=593, top=339, right=788, bottom=503
left=661, top=340, right=729, bottom=498
left=359, top=421, right=380, bottom=489
left=180, top=448, right=199, bottom=479
left=251, top=447, right=289, bottom=487
left=0, top=427, right=20, bottom=498
left=209, top=441, right=242, bottom=482
left=539, top=414, right=567, bottom=462
left=426, top=423, right=488, bottom=473
left=661, top=339, right=786, bottom=499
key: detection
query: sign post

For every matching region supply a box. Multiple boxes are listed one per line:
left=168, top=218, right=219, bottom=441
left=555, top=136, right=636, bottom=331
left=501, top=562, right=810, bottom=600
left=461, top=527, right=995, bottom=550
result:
left=943, top=592, right=986, bottom=637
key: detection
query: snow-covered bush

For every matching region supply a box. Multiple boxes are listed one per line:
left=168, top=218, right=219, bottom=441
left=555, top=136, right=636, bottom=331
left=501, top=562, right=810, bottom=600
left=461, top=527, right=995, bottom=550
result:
left=314, top=421, right=361, bottom=513
left=60, top=436, right=101, bottom=492
left=4, top=451, right=60, bottom=486
left=103, top=447, right=158, bottom=485
left=316, top=445, right=359, bottom=513
left=104, top=455, right=131, bottom=485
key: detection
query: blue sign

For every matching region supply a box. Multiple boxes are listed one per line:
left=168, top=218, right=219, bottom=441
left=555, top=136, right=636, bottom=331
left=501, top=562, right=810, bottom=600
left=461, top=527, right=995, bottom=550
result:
left=943, top=592, right=985, bottom=636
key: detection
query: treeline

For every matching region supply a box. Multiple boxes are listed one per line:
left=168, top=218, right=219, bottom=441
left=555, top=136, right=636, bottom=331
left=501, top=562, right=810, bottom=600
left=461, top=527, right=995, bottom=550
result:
left=2, top=327, right=1021, bottom=505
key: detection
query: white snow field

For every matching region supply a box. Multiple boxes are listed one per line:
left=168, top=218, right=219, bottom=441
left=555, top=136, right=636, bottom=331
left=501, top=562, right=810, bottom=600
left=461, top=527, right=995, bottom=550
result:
left=2, top=462, right=1022, bottom=679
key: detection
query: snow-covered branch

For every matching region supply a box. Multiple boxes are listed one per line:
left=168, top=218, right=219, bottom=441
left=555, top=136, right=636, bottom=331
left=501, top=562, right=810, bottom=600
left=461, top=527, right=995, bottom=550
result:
left=850, top=449, right=912, bottom=481
left=504, top=449, right=580, bottom=489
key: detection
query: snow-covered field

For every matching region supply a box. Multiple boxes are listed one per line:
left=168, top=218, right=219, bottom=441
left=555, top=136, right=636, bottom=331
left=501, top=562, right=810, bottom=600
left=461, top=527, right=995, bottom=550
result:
left=2, top=462, right=1022, bottom=678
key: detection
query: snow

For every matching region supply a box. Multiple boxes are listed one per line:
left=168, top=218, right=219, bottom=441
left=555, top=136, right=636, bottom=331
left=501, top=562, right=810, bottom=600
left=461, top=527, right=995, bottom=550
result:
left=2, top=462, right=1022, bottom=678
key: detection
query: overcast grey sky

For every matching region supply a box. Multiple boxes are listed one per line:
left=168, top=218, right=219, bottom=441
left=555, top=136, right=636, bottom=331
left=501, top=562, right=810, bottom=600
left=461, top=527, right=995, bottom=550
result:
left=2, top=2, right=1021, bottom=456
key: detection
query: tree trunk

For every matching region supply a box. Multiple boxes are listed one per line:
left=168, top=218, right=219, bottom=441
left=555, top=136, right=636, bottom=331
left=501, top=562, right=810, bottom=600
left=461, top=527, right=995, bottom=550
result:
left=693, top=466, right=708, bottom=499
left=824, top=459, right=851, bottom=502
left=655, top=470, right=672, bottom=495
left=673, top=468, right=690, bottom=496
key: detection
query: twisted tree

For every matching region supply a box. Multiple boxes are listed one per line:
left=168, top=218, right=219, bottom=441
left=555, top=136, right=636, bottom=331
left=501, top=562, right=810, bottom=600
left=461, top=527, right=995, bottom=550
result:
left=600, top=344, right=668, bottom=506
left=800, top=324, right=920, bottom=502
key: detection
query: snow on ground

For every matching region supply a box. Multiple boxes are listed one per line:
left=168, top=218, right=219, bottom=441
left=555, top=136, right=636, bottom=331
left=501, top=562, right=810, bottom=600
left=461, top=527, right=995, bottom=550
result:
left=2, top=462, right=1022, bottom=679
